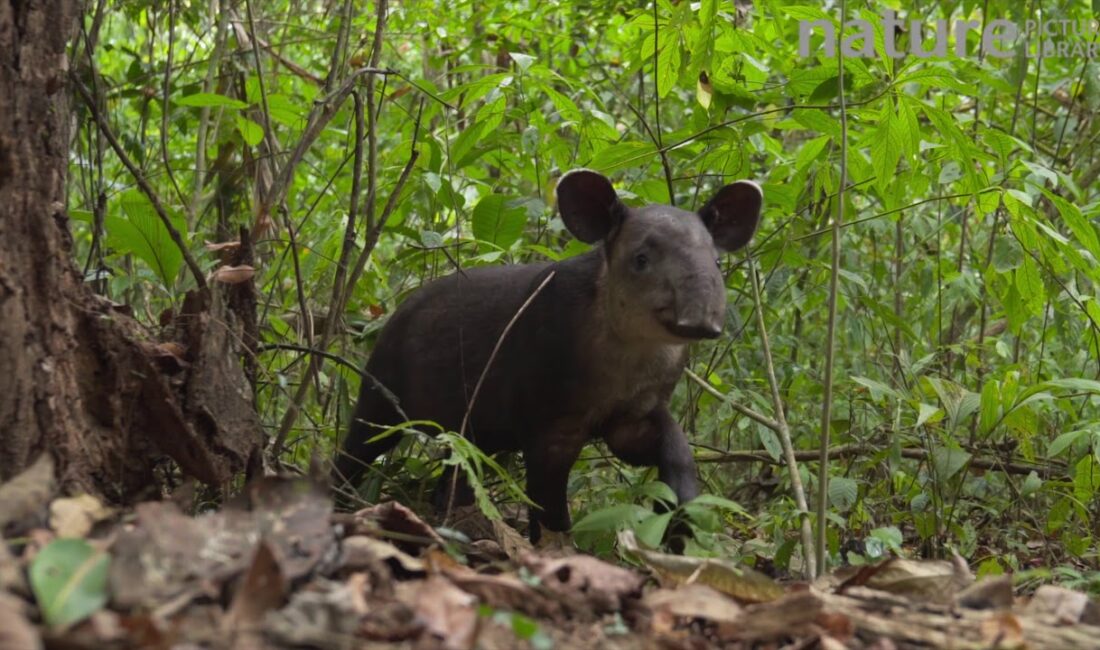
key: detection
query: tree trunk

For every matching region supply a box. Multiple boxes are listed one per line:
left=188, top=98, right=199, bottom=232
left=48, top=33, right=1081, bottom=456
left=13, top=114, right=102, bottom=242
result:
left=0, top=0, right=262, bottom=501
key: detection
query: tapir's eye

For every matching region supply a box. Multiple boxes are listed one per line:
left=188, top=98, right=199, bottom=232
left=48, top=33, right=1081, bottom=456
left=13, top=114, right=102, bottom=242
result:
left=632, top=252, right=649, bottom=271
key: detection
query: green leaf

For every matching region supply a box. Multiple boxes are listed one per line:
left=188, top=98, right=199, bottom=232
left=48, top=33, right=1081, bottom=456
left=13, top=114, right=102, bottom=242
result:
left=586, top=141, right=658, bottom=174
left=915, top=402, right=943, bottom=427
left=689, top=494, right=748, bottom=515
left=656, top=39, right=681, bottom=98
left=1021, top=471, right=1043, bottom=497
left=635, top=511, right=673, bottom=548
left=106, top=190, right=186, bottom=287
left=978, top=380, right=1001, bottom=436
left=1042, top=189, right=1100, bottom=260
left=871, top=101, right=902, bottom=194
left=852, top=376, right=901, bottom=401
left=1049, top=429, right=1089, bottom=458
left=471, top=194, right=526, bottom=250
left=236, top=116, right=263, bottom=146
left=828, top=477, right=858, bottom=512
left=932, top=447, right=971, bottom=480
left=1014, top=257, right=1044, bottom=316
left=572, top=504, right=649, bottom=533
left=1045, top=378, right=1100, bottom=394
left=176, top=92, right=247, bottom=109
left=508, top=52, right=536, bottom=72
left=30, top=539, right=110, bottom=628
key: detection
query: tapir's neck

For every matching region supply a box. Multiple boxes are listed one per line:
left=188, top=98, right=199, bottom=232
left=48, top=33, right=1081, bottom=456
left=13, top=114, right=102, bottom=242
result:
left=561, top=247, right=688, bottom=368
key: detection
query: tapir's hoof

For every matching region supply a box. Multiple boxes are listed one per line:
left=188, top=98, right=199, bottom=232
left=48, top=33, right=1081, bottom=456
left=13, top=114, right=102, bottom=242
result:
left=535, top=529, right=575, bottom=554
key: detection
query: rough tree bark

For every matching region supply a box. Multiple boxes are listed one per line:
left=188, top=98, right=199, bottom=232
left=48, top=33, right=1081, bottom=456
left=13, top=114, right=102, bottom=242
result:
left=0, top=0, right=262, bottom=501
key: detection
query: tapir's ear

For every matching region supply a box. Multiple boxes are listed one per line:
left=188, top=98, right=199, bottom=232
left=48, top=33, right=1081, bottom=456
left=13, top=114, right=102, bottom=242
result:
left=700, top=180, right=763, bottom=252
left=555, top=169, right=626, bottom=243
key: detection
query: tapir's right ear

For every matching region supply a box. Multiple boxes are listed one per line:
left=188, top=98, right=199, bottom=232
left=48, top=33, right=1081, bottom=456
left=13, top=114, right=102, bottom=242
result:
left=555, top=169, right=625, bottom=243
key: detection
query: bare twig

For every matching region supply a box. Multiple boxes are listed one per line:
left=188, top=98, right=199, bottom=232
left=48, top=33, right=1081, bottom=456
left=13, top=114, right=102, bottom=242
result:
left=71, top=74, right=207, bottom=289
left=683, top=369, right=781, bottom=432
left=815, top=0, right=848, bottom=575
left=444, top=270, right=558, bottom=524
left=748, top=256, right=815, bottom=579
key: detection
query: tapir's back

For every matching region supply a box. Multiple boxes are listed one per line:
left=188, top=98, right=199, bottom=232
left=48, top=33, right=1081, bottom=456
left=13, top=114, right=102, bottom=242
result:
left=336, top=256, right=590, bottom=488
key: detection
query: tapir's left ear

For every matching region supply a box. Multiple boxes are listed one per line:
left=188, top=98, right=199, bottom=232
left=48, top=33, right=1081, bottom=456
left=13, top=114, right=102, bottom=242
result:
left=700, top=180, right=763, bottom=252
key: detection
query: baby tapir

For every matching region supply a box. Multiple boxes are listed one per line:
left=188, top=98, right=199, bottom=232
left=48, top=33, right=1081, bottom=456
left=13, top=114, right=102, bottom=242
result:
left=334, top=169, right=762, bottom=542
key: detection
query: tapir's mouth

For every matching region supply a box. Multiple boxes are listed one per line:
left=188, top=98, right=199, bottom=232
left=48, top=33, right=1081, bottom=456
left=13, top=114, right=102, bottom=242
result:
left=665, top=321, right=722, bottom=340
left=655, top=308, right=722, bottom=340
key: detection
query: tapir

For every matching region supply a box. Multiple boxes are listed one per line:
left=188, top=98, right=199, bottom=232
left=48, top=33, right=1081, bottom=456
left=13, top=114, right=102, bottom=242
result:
left=334, top=169, right=762, bottom=542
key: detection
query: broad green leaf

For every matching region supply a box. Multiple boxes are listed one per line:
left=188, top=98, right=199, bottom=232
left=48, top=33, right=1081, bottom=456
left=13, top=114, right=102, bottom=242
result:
left=978, top=380, right=1001, bottom=435
left=656, top=40, right=682, bottom=98
left=572, top=504, right=649, bottom=533
left=792, top=109, right=841, bottom=138
left=635, top=512, right=673, bottom=548
left=828, top=477, right=858, bottom=512
left=30, top=539, right=110, bottom=628
left=689, top=494, right=747, bottom=515
left=915, top=402, right=943, bottom=427
left=932, top=447, right=971, bottom=480
left=1014, top=257, right=1044, bottom=316
left=236, top=116, right=263, bottom=146
left=471, top=194, right=526, bottom=250
left=872, top=101, right=902, bottom=194
left=1042, top=189, right=1100, bottom=260
left=1045, top=378, right=1100, bottom=394
left=176, top=92, right=247, bottom=109
left=1021, top=471, right=1043, bottom=497
left=586, top=141, right=658, bottom=173
left=852, top=376, right=901, bottom=401
left=1049, top=429, right=1089, bottom=458
left=508, top=52, right=535, bottom=72
left=106, top=190, right=186, bottom=287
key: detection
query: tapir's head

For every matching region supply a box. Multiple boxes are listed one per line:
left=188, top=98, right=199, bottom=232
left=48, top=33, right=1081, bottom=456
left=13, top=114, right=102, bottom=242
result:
left=556, top=169, right=762, bottom=343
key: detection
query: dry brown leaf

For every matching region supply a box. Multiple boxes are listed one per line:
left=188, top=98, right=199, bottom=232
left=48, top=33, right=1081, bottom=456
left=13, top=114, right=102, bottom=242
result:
left=211, top=264, right=255, bottom=284
left=490, top=518, right=531, bottom=560
left=203, top=240, right=241, bottom=252
left=525, top=553, right=644, bottom=614
left=353, top=501, right=445, bottom=552
left=643, top=583, right=742, bottom=625
left=440, top=561, right=561, bottom=620
left=837, top=557, right=971, bottom=604
left=956, top=576, right=1015, bottom=611
left=340, top=535, right=424, bottom=574
left=979, top=611, right=1025, bottom=648
left=1026, top=585, right=1100, bottom=625
left=0, top=592, right=41, bottom=650
left=222, top=541, right=287, bottom=650
left=0, top=454, right=55, bottom=531
left=410, top=575, right=479, bottom=650
left=49, top=494, right=113, bottom=538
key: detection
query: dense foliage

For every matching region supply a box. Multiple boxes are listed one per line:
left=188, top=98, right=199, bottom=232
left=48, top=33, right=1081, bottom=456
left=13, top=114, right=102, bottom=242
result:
left=68, top=0, right=1100, bottom=586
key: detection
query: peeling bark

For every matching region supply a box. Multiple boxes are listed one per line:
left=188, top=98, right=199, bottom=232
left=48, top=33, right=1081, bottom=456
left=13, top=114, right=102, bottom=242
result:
left=0, top=0, right=262, bottom=501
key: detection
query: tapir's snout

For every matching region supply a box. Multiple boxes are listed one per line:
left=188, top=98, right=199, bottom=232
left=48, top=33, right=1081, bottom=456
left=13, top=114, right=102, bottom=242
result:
left=667, top=320, right=722, bottom=340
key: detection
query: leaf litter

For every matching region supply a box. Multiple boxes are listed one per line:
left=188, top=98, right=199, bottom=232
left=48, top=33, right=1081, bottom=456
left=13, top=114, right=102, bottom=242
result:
left=0, top=475, right=1097, bottom=649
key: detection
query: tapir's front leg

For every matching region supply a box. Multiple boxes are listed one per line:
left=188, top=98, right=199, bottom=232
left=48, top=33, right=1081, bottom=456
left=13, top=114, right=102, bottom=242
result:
left=653, top=407, right=700, bottom=505
left=604, top=407, right=699, bottom=505
left=525, top=436, right=585, bottom=544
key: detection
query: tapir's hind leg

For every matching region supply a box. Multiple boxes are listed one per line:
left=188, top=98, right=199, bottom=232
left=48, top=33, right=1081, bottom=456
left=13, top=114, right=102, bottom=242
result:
left=333, top=381, right=403, bottom=503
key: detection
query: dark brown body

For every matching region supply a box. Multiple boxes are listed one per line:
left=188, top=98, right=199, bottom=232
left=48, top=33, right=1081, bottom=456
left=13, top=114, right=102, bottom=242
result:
left=335, top=170, right=762, bottom=540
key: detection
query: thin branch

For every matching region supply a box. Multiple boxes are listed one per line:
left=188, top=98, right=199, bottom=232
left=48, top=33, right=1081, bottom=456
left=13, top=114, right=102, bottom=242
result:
left=445, top=270, right=558, bottom=524
left=748, top=256, right=815, bottom=579
left=683, top=369, right=780, bottom=432
left=71, top=74, right=207, bottom=289
left=815, top=0, right=848, bottom=578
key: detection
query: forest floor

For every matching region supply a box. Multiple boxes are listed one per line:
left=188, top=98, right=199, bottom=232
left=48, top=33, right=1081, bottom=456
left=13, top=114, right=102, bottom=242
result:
left=1, top=465, right=1099, bottom=650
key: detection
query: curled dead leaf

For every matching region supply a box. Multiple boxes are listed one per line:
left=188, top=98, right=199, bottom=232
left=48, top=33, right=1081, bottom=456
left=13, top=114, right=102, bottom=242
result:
left=49, top=495, right=113, bottom=539
left=211, top=265, right=255, bottom=285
